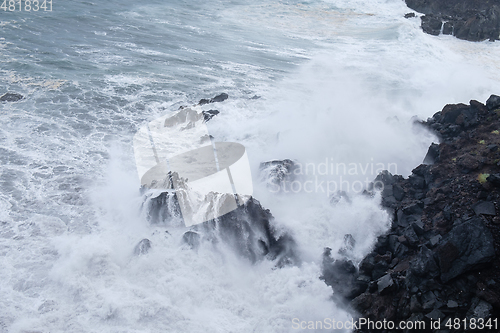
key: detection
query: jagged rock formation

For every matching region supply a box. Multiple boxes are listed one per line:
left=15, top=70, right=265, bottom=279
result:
left=190, top=196, right=298, bottom=266
left=201, top=109, right=220, bottom=122
left=142, top=189, right=298, bottom=266
left=141, top=188, right=185, bottom=227
left=405, top=0, right=500, bottom=41
left=324, top=95, right=500, bottom=331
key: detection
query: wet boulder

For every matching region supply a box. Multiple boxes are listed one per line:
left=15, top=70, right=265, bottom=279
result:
left=193, top=197, right=299, bottom=266
left=359, top=253, right=376, bottom=276
left=409, top=245, right=439, bottom=278
left=210, top=93, right=229, bottom=103
left=486, top=94, right=500, bottom=111
left=421, top=14, right=442, bottom=36
left=202, top=109, right=220, bottom=122
left=142, top=190, right=184, bottom=226
left=440, top=103, right=469, bottom=125
left=423, top=143, right=440, bottom=165
left=436, top=217, right=495, bottom=283
left=321, top=248, right=366, bottom=300
left=182, top=231, right=201, bottom=249
left=442, top=21, right=453, bottom=35
left=134, top=238, right=152, bottom=255
left=470, top=99, right=489, bottom=115
left=142, top=186, right=298, bottom=265
left=472, top=201, right=496, bottom=216
left=371, top=257, right=390, bottom=280
left=0, top=92, right=23, bottom=102
left=486, top=173, right=500, bottom=186
left=198, top=93, right=229, bottom=105
left=373, top=170, right=397, bottom=188
left=377, top=274, right=395, bottom=295
left=403, top=226, right=419, bottom=248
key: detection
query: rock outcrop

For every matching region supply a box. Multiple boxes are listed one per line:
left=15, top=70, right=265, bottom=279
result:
left=198, top=93, right=229, bottom=106
left=143, top=189, right=298, bottom=266
left=259, top=159, right=299, bottom=192
left=0, top=92, right=23, bottom=102
left=134, top=238, right=152, bottom=255
left=325, top=95, right=500, bottom=331
left=405, top=0, right=500, bottom=41
left=190, top=196, right=298, bottom=266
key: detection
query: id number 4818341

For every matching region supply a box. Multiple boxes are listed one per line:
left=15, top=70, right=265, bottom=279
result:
left=1, top=0, right=52, bottom=11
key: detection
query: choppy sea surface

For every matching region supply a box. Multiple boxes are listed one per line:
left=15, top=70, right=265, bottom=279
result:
left=1, top=0, right=500, bottom=332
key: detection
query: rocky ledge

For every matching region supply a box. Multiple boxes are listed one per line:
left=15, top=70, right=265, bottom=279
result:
left=405, top=0, right=500, bottom=41
left=323, top=94, right=500, bottom=331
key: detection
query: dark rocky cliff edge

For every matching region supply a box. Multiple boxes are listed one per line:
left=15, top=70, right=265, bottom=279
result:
left=323, top=94, right=500, bottom=332
left=405, top=0, right=500, bottom=41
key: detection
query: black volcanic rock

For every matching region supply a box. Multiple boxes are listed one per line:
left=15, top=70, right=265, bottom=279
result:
left=473, top=201, right=496, bottom=215
left=134, top=238, right=152, bottom=255
left=377, top=274, right=395, bottom=294
left=349, top=95, right=500, bottom=331
left=0, top=92, right=23, bottom=102
left=440, top=103, right=470, bottom=124
left=210, top=93, right=228, bottom=103
left=405, top=0, right=500, bottom=41
left=487, top=173, right=500, bottom=186
left=202, top=109, right=220, bottom=122
left=443, top=21, right=454, bottom=35
left=182, top=231, right=201, bottom=249
left=486, top=94, right=500, bottom=110
left=199, top=197, right=298, bottom=266
left=321, top=248, right=366, bottom=300
left=142, top=189, right=184, bottom=226
left=143, top=190, right=298, bottom=266
left=437, top=217, right=495, bottom=282
left=423, top=142, right=440, bottom=164
left=421, top=99, right=487, bottom=143
left=421, top=14, right=443, bottom=35
left=198, top=93, right=229, bottom=105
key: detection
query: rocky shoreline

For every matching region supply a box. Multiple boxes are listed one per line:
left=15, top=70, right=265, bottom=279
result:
left=138, top=92, right=500, bottom=331
left=322, top=95, right=500, bottom=331
left=405, top=0, right=500, bottom=41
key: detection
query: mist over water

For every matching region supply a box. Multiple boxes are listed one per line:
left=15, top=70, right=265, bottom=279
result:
left=1, top=0, right=500, bottom=332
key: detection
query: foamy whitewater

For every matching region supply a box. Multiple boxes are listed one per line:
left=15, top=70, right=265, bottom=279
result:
left=1, top=0, right=500, bottom=332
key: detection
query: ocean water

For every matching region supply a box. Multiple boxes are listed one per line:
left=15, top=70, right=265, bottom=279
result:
left=1, top=0, right=500, bottom=332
